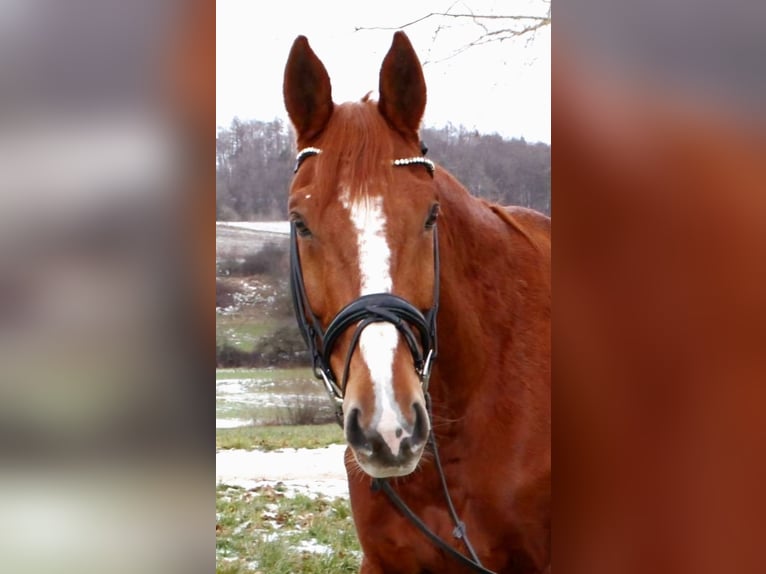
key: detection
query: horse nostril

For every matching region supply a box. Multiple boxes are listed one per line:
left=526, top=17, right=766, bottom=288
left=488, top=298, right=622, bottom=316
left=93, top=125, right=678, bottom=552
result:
left=345, top=408, right=371, bottom=453
left=412, top=401, right=429, bottom=445
left=397, top=403, right=429, bottom=457
left=400, top=435, right=412, bottom=454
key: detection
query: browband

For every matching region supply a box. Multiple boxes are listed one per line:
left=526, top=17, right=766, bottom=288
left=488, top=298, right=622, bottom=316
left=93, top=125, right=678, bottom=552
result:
left=293, top=145, right=434, bottom=176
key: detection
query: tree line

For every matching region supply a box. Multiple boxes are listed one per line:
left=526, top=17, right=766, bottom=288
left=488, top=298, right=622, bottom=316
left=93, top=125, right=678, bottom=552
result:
left=216, top=117, right=550, bottom=220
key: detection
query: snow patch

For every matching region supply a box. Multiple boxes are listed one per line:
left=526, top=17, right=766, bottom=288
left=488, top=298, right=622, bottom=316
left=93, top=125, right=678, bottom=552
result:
left=216, top=445, right=349, bottom=499
left=296, top=539, right=333, bottom=555
left=216, top=418, right=252, bottom=429
left=217, top=221, right=290, bottom=235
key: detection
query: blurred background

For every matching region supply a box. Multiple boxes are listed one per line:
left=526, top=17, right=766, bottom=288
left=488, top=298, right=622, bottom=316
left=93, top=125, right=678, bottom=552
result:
left=0, top=0, right=213, bottom=572
left=555, top=1, right=766, bottom=573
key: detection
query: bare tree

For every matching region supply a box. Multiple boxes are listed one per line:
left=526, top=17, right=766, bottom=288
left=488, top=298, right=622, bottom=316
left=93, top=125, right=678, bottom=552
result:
left=356, top=1, right=550, bottom=63
left=216, top=118, right=549, bottom=220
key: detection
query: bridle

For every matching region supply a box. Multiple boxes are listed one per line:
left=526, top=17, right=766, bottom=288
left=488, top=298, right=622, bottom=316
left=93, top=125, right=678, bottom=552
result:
left=289, top=146, right=439, bottom=425
left=288, top=145, right=495, bottom=574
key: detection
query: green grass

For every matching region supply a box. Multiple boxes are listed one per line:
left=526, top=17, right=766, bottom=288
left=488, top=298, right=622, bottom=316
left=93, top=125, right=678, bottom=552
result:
left=217, top=424, right=344, bottom=451
left=216, top=367, right=312, bottom=382
left=216, top=484, right=361, bottom=573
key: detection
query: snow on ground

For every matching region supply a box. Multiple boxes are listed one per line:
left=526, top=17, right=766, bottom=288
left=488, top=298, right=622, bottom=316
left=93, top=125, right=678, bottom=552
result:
left=295, top=539, right=334, bottom=555
left=216, top=369, right=347, bottom=498
left=216, top=418, right=253, bottom=429
left=216, top=376, right=323, bottom=413
left=217, top=390, right=321, bottom=411
left=217, top=221, right=290, bottom=235
left=216, top=445, right=349, bottom=499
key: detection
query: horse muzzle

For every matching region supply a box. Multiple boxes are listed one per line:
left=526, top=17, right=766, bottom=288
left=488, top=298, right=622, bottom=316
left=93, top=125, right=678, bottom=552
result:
left=345, top=400, right=430, bottom=477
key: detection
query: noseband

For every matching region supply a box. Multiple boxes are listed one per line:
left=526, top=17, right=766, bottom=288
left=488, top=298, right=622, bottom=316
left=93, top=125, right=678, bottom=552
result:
left=289, top=147, right=439, bottom=425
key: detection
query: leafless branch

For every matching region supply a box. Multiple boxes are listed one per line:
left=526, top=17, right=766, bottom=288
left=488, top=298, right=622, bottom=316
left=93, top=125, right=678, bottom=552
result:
left=354, top=12, right=550, bottom=33
left=354, top=2, right=551, bottom=63
left=428, top=18, right=550, bottom=63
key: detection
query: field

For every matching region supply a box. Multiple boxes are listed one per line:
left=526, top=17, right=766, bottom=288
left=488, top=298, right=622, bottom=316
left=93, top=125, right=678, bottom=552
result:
left=215, top=367, right=337, bottom=426
left=217, top=423, right=343, bottom=451
left=215, top=222, right=295, bottom=362
left=216, top=368, right=360, bottom=573
left=216, top=224, right=360, bottom=573
left=216, top=482, right=359, bottom=574
left=216, top=368, right=359, bottom=573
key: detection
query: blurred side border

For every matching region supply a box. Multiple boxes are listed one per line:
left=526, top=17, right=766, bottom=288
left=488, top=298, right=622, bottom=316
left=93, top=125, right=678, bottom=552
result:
left=0, top=0, right=214, bottom=572
left=554, top=1, right=766, bottom=573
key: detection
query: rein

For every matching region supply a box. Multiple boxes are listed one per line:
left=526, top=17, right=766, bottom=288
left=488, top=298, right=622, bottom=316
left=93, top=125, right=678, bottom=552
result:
left=289, top=146, right=493, bottom=573
left=372, top=396, right=497, bottom=574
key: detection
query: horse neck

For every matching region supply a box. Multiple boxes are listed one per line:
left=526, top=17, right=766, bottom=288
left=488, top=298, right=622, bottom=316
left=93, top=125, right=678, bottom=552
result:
left=429, top=171, right=550, bottom=420
left=429, top=176, right=507, bottom=412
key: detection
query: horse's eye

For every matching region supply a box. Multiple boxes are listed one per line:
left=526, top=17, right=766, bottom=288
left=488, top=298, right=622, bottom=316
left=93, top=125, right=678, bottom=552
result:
left=291, top=214, right=312, bottom=237
left=424, top=204, right=440, bottom=229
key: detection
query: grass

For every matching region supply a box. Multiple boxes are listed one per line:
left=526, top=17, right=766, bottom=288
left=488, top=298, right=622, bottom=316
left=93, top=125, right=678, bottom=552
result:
left=214, top=255, right=360, bottom=571
left=216, top=367, right=312, bottom=382
left=216, top=424, right=344, bottom=451
left=216, top=483, right=361, bottom=573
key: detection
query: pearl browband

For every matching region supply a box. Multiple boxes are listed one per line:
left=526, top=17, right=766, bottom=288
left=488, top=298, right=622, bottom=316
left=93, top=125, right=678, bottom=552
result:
left=293, top=147, right=435, bottom=176
left=392, top=156, right=436, bottom=175
left=293, top=147, right=322, bottom=173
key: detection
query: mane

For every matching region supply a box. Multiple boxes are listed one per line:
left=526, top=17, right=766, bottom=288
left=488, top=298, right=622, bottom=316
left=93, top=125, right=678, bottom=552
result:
left=316, top=100, right=394, bottom=201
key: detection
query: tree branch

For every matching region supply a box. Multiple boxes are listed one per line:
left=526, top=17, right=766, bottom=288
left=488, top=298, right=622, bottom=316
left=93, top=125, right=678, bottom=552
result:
left=355, top=2, right=551, bottom=63
left=355, top=12, right=550, bottom=33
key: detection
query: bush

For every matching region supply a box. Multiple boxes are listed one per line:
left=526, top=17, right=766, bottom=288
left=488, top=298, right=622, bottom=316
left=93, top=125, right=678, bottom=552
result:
left=216, top=279, right=239, bottom=308
left=270, top=278, right=297, bottom=318
left=216, top=340, right=251, bottom=368
left=215, top=324, right=311, bottom=368
left=239, top=242, right=287, bottom=276
left=279, top=393, right=337, bottom=426
left=251, top=324, right=311, bottom=367
left=217, top=242, right=288, bottom=278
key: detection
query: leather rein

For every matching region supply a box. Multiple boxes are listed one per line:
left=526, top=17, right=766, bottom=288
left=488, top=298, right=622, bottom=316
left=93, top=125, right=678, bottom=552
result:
left=288, top=146, right=495, bottom=573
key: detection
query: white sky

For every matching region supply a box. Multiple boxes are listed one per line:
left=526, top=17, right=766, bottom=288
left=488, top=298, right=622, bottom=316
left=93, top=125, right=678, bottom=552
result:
left=216, top=0, right=550, bottom=143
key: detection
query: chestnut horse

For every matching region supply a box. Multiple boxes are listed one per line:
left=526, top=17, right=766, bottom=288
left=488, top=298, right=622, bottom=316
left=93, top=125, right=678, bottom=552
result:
left=284, top=32, right=550, bottom=573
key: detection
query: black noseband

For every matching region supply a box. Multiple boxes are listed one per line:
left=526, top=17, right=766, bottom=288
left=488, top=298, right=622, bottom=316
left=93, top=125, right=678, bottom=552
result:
left=324, top=292, right=435, bottom=405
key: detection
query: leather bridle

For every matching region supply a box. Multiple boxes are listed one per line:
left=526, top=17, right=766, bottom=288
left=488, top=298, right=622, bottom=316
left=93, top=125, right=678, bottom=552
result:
left=288, top=146, right=495, bottom=573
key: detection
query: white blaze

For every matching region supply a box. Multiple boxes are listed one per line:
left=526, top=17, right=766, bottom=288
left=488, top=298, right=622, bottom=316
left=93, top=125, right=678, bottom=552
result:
left=347, top=195, right=391, bottom=295
left=341, top=189, right=411, bottom=456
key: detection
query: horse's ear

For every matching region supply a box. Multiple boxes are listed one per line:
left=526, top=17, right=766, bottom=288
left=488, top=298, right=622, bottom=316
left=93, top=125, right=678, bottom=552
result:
left=283, top=36, right=333, bottom=142
left=378, top=31, right=426, bottom=138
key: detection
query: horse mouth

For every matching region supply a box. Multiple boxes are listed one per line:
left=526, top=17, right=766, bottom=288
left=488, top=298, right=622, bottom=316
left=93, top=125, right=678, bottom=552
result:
left=350, top=446, right=424, bottom=478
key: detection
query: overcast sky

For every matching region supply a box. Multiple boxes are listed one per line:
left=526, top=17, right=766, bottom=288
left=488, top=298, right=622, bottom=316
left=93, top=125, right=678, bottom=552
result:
left=216, top=0, right=550, bottom=143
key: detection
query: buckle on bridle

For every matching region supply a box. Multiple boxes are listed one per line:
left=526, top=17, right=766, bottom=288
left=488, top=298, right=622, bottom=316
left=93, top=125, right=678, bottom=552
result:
left=420, top=348, right=435, bottom=393
left=315, top=366, right=344, bottom=406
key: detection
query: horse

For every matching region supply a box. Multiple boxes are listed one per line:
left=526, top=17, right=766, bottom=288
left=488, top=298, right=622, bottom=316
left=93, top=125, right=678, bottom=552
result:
left=283, top=32, right=550, bottom=573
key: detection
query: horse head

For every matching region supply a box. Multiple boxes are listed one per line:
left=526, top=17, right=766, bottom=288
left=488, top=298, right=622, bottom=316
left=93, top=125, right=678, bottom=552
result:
left=284, top=32, right=439, bottom=478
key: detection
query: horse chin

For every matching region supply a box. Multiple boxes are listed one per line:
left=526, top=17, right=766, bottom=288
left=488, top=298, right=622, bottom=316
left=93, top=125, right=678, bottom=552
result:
left=351, top=449, right=422, bottom=479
